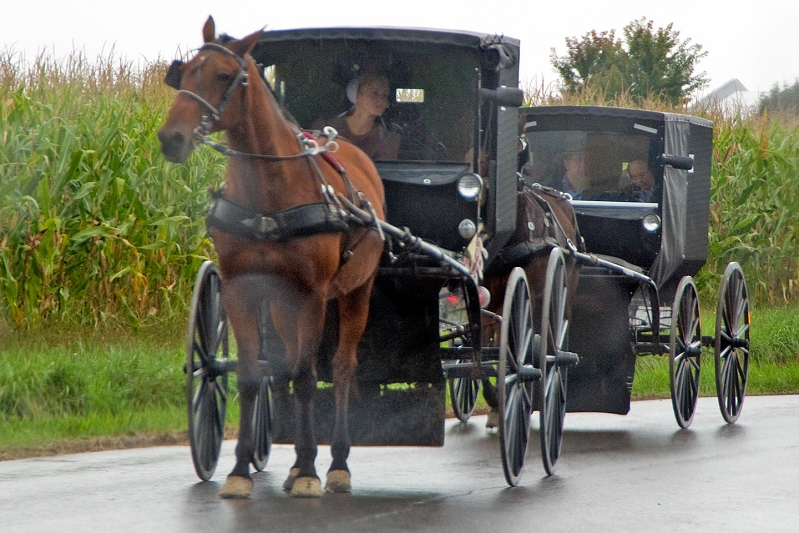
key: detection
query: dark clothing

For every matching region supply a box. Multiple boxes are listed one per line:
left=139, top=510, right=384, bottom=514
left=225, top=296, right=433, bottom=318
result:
left=325, top=115, right=400, bottom=161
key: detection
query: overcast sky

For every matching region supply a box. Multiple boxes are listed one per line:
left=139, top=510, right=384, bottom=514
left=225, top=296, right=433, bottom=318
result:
left=4, top=1, right=797, bottom=97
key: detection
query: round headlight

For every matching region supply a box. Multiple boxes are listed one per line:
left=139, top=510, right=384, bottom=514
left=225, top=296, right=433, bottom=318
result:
left=457, top=173, right=483, bottom=200
left=458, top=219, right=477, bottom=239
left=642, top=213, right=661, bottom=233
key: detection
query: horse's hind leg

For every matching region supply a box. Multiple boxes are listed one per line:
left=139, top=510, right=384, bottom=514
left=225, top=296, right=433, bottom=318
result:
left=326, top=278, right=375, bottom=493
left=218, top=275, right=263, bottom=499
left=482, top=379, right=500, bottom=428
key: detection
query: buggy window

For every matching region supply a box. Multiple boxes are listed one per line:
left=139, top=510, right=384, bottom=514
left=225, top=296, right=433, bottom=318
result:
left=252, top=41, right=478, bottom=163
left=521, top=130, right=660, bottom=203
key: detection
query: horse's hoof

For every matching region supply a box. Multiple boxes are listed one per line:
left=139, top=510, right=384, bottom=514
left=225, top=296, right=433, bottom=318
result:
left=325, top=470, right=351, bottom=493
left=282, top=468, right=300, bottom=491
left=290, top=476, right=322, bottom=498
left=219, top=475, right=254, bottom=499
left=486, top=408, right=500, bottom=429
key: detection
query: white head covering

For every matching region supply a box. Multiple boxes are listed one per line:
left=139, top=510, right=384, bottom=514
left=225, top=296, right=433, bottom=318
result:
left=346, top=77, right=360, bottom=105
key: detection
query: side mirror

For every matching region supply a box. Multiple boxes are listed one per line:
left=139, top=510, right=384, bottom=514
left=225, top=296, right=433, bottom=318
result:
left=660, top=154, right=694, bottom=171
left=480, top=87, right=525, bottom=108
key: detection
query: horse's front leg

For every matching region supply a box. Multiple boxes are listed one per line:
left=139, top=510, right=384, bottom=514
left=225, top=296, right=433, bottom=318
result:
left=273, top=292, right=327, bottom=498
left=326, top=279, right=375, bottom=493
left=218, top=276, right=263, bottom=499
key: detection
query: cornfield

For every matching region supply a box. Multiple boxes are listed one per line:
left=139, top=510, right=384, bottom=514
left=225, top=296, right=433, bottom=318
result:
left=1, top=51, right=224, bottom=328
left=2, top=55, right=799, bottom=329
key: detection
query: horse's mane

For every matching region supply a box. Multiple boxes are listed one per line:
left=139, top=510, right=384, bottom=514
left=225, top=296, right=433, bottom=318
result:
left=213, top=33, right=300, bottom=128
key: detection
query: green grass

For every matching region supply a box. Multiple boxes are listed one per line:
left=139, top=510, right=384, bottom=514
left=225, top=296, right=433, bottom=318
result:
left=631, top=355, right=799, bottom=398
left=631, top=304, right=799, bottom=398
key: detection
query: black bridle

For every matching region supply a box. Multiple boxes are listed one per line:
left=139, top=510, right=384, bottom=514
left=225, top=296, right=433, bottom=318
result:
left=166, top=42, right=249, bottom=137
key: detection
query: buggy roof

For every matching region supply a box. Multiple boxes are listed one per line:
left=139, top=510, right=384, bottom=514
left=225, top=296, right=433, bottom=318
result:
left=524, top=105, right=712, bottom=129
left=256, top=26, right=520, bottom=50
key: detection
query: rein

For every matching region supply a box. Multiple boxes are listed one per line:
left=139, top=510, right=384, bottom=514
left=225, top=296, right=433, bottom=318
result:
left=194, top=126, right=341, bottom=162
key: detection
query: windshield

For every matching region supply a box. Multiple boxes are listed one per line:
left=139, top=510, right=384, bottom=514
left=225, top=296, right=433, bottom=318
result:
left=253, top=40, right=479, bottom=163
left=521, top=129, right=660, bottom=203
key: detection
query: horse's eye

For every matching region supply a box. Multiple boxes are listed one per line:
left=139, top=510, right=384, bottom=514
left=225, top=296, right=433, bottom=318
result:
left=217, top=73, right=232, bottom=84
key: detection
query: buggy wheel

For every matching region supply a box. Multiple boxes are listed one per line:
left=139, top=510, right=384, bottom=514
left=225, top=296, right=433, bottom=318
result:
left=669, top=276, right=702, bottom=429
left=186, top=260, right=229, bottom=481
left=251, top=376, right=273, bottom=471
left=498, top=267, right=536, bottom=486
left=449, top=372, right=480, bottom=422
left=538, top=248, right=572, bottom=476
left=715, top=263, right=750, bottom=424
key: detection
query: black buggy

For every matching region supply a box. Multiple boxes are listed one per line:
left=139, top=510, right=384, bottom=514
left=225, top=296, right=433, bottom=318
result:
left=183, top=27, right=750, bottom=488
left=518, top=105, right=750, bottom=426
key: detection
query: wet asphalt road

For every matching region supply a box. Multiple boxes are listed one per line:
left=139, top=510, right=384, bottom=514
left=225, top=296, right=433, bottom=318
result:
left=1, top=395, right=798, bottom=533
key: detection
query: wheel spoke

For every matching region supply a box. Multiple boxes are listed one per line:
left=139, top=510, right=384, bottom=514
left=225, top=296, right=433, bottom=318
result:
left=735, top=322, right=750, bottom=340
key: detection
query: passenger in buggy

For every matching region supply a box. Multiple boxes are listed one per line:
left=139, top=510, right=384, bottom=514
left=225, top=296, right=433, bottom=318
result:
left=557, top=149, right=589, bottom=200
left=316, top=72, right=401, bottom=161
left=624, top=158, right=656, bottom=202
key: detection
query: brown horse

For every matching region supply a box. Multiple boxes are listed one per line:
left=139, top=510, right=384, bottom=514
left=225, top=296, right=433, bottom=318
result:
left=481, top=181, right=582, bottom=423
left=158, top=17, right=385, bottom=498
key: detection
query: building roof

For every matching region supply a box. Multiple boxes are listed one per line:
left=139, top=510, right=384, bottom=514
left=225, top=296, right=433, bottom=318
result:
left=696, top=78, right=760, bottom=112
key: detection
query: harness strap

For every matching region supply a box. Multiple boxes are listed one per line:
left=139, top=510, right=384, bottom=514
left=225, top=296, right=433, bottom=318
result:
left=527, top=183, right=586, bottom=253
left=206, top=195, right=351, bottom=241
left=300, top=129, right=360, bottom=204
left=301, top=131, right=344, bottom=172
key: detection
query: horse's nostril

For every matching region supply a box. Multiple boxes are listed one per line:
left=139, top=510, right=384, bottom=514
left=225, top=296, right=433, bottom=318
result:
left=158, top=130, right=184, bottom=150
left=158, top=129, right=189, bottom=162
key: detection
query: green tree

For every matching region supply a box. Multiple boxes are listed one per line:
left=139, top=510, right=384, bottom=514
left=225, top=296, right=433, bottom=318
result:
left=550, top=30, right=628, bottom=95
left=550, top=18, right=709, bottom=105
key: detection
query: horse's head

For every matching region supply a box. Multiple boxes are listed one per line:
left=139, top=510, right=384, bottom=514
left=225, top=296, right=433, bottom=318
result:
left=158, top=16, right=262, bottom=163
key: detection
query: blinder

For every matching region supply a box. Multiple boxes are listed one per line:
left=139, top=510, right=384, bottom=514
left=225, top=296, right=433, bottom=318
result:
left=165, top=60, right=184, bottom=90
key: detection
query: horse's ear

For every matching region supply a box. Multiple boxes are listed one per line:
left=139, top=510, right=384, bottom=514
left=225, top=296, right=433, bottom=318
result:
left=229, top=29, right=263, bottom=58
left=165, top=60, right=184, bottom=89
left=202, top=16, right=216, bottom=43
